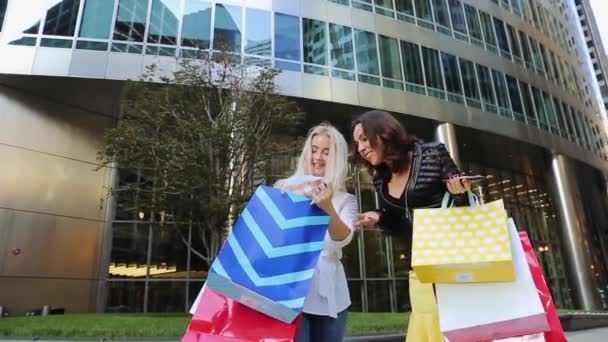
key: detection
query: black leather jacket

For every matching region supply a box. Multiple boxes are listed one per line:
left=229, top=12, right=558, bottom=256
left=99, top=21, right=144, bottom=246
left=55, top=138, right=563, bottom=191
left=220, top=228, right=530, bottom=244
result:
left=373, top=141, right=461, bottom=244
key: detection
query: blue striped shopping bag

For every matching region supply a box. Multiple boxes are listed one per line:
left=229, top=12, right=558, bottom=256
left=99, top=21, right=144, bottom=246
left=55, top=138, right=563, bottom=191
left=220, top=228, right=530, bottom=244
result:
left=206, top=185, right=330, bottom=323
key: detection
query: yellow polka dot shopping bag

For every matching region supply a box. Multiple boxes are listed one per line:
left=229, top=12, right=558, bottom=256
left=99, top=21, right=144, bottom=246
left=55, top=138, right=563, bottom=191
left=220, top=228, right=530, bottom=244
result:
left=411, top=192, right=515, bottom=284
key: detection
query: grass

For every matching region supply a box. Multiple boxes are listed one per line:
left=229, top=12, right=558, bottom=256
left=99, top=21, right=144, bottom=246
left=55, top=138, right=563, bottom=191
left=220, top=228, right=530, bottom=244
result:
left=0, top=312, right=409, bottom=339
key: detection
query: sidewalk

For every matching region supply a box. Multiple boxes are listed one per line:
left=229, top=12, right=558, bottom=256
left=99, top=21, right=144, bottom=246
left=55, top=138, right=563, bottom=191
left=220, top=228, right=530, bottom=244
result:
left=567, top=327, right=608, bottom=342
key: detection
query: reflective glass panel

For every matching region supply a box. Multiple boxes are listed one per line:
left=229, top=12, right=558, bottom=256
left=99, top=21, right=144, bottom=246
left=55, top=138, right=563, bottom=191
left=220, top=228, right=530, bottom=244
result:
left=80, top=0, right=115, bottom=39
left=329, top=24, right=354, bottom=70
left=0, top=0, right=6, bottom=32
left=245, top=8, right=270, bottom=56
left=492, top=70, right=510, bottom=110
left=355, top=29, right=380, bottom=76
left=506, top=75, right=524, bottom=118
left=493, top=18, right=510, bottom=54
left=476, top=64, right=496, bottom=105
left=379, top=35, right=402, bottom=80
left=519, top=81, right=537, bottom=123
left=459, top=59, right=479, bottom=100
left=506, top=25, right=521, bottom=59
left=414, top=0, right=432, bottom=21
left=432, top=0, right=451, bottom=29
left=213, top=4, right=241, bottom=52
left=401, top=41, right=424, bottom=85
left=519, top=30, right=532, bottom=65
left=441, top=52, right=461, bottom=94
left=552, top=96, right=568, bottom=137
left=148, top=0, right=179, bottom=45
left=274, top=13, right=300, bottom=61
left=43, top=0, right=81, bottom=37
left=448, top=0, right=466, bottom=34
left=395, top=0, right=414, bottom=15
left=181, top=0, right=211, bottom=49
left=106, top=282, right=145, bottom=313
left=531, top=86, right=548, bottom=128
left=367, top=280, right=392, bottom=312
left=464, top=4, right=482, bottom=41
left=109, top=223, right=149, bottom=279
left=114, top=0, right=149, bottom=42
left=148, top=281, right=187, bottom=312
left=480, top=11, right=497, bottom=46
left=542, top=91, right=559, bottom=131
left=303, top=18, right=327, bottom=66
left=422, top=46, right=444, bottom=90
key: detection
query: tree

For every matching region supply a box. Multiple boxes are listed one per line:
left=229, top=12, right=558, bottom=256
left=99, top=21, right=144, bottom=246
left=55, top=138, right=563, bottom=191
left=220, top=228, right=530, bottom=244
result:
left=98, top=51, right=303, bottom=268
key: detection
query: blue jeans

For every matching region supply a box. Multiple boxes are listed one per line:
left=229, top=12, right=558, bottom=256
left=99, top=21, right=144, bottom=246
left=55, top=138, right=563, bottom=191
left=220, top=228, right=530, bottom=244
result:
left=295, top=310, right=348, bottom=342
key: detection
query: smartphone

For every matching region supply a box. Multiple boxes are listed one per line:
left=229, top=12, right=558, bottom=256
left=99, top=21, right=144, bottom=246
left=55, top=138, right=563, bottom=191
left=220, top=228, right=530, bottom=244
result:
left=442, top=175, right=485, bottom=182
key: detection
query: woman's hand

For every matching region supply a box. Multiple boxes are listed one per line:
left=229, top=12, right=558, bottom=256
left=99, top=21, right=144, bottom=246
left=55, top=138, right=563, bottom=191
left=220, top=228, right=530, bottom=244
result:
left=308, top=181, right=335, bottom=215
left=356, top=211, right=380, bottom=227
left=446, top=175, right=472, bottom=194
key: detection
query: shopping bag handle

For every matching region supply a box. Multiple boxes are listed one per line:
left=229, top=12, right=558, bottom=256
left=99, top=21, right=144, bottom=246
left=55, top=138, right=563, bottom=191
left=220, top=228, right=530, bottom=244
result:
left=441, top=191, right=479, bottom=209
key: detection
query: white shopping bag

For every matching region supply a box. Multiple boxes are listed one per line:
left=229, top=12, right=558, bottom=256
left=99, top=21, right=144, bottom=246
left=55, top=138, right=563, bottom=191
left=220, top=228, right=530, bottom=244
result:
left=436, top=218, right=550, bottom=342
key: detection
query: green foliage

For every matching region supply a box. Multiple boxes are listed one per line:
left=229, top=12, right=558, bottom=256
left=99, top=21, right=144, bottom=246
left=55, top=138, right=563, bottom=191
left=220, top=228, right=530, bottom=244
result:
left=98, top=51, right=303, bottom=266
left=0, top=312, right=409, bottom=338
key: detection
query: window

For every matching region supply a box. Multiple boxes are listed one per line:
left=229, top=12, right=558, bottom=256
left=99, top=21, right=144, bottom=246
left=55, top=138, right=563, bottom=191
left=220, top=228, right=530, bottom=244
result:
left=448, top=0, right=467, bottom=39
left=244, top=9, right=271, bottom=64
left=506, top=75, right=525, bottom=123
left=414, top=0, right=433, bottom=24
left=529, top=37, right=544, bottom=74
left=355, top=29, right=381, bottom=86
left=401, top=40, right=425, bottom=94
left=491, top=70, right=511, bottom=117
left=506, top=25, right=522, bottom=63
left=549, top=50, right=561, bottom=84
left=0, top=0, right=6, bottom=32
left=79, top=0, right=115, bottom=39
left=476, top=64, right=497, bottom=113
left=181, top=0, right=212, bottom=49
left=561, top=102, right=577, bottom=143
left=352, top=0, right=373, bottom=12
left=213, top=4, right=242, bottom=53
left=148, top=0, right=179, bottom=45
left=493, top=18, right=510, bottom=58
left=379, top=35, right=404, bottom=89
left=518, top=31, right=532, bottom=69
left=114, top=0, right=149, bottom=42
left=480, top=11, right=497, bottom=52
left=42, top=0, right=81, bottom=37
left=303, top=18, right=328, bottom=75
left=464, top=4, right=483, bottom=46
left=512, top=0, right=522, bottom=15
left=422, top=46, right=445, bottom=99
left=274, top=13, right=300, bottom=71
left=395, top=0, right=415, bottom=23
left=552, top=96, right=568, bottom=139
left=459, top=58, right=481, bottom=109
left=432, top=0, right=451, bottom=34
left=374, top=0, right=395, bottom=17
left=441, top=52, right=463, bottom=103
left=542, top=91, right=559, bottom=133
left=538, top=43, right=552, bottom=78
left=531, top=86, right=548, bottom=130
left=519, top=81, right=538, bottom=127
left=329, top=24, right=355, bottom=80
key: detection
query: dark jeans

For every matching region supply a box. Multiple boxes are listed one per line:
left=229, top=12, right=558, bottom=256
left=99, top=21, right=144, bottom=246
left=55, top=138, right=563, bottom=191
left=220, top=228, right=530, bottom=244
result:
left=295, top=310, right=348, bottom=342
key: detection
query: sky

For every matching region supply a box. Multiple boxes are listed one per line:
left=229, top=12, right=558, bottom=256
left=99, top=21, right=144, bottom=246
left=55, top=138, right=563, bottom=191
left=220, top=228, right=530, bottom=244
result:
left=589, top=0, right=608, bottom=56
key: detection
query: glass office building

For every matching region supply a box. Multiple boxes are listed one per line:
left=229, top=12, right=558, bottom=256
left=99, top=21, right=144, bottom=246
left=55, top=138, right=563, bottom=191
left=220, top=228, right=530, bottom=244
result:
left=1, top=0, right=608, bottom=314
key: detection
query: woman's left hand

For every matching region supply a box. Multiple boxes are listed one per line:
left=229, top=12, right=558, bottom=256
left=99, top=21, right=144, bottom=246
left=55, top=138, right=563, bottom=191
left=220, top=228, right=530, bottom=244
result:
left=308, top=181, right=335, bottom=214
left=446, top=175, right=471, bottom=194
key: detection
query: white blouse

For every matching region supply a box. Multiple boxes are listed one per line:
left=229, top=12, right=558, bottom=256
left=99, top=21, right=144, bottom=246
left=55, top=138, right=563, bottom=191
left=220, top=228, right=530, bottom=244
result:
left=301, top=191, right=358, bottom=318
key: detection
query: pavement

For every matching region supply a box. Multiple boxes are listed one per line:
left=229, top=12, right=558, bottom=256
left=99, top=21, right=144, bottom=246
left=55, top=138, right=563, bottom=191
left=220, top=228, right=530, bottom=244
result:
left=566, top=327, right=608, bottom=341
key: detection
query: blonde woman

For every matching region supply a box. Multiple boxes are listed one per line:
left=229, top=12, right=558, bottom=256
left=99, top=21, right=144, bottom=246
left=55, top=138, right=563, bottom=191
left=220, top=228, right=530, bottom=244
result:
left=277, top=123, right=358, bottom=342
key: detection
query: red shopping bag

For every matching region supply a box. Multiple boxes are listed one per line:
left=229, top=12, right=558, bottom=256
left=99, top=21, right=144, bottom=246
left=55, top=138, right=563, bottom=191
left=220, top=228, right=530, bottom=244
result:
left=519, top=232, right=567, bottom=342
left=182, top=287, right=301, bottom=342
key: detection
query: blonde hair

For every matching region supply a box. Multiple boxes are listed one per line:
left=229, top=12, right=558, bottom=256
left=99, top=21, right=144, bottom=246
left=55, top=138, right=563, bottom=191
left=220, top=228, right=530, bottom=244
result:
left=292, top=123, right=349, bottom=191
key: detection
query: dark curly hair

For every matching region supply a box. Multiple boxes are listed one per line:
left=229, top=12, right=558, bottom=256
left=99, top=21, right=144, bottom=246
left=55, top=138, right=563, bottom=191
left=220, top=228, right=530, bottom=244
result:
left=351, top=110, right=418, bottom=180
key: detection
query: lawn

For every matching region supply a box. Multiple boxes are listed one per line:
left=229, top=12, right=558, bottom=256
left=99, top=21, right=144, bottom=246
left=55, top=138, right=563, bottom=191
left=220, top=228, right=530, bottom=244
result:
left=0, top=312, right=409, bottom=339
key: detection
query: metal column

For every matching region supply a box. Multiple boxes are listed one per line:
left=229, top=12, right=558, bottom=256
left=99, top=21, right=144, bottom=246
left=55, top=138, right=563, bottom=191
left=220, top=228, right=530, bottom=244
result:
left=434, top=122, right=461, bottom=168
left=550, top=154, right=600, bottom=310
